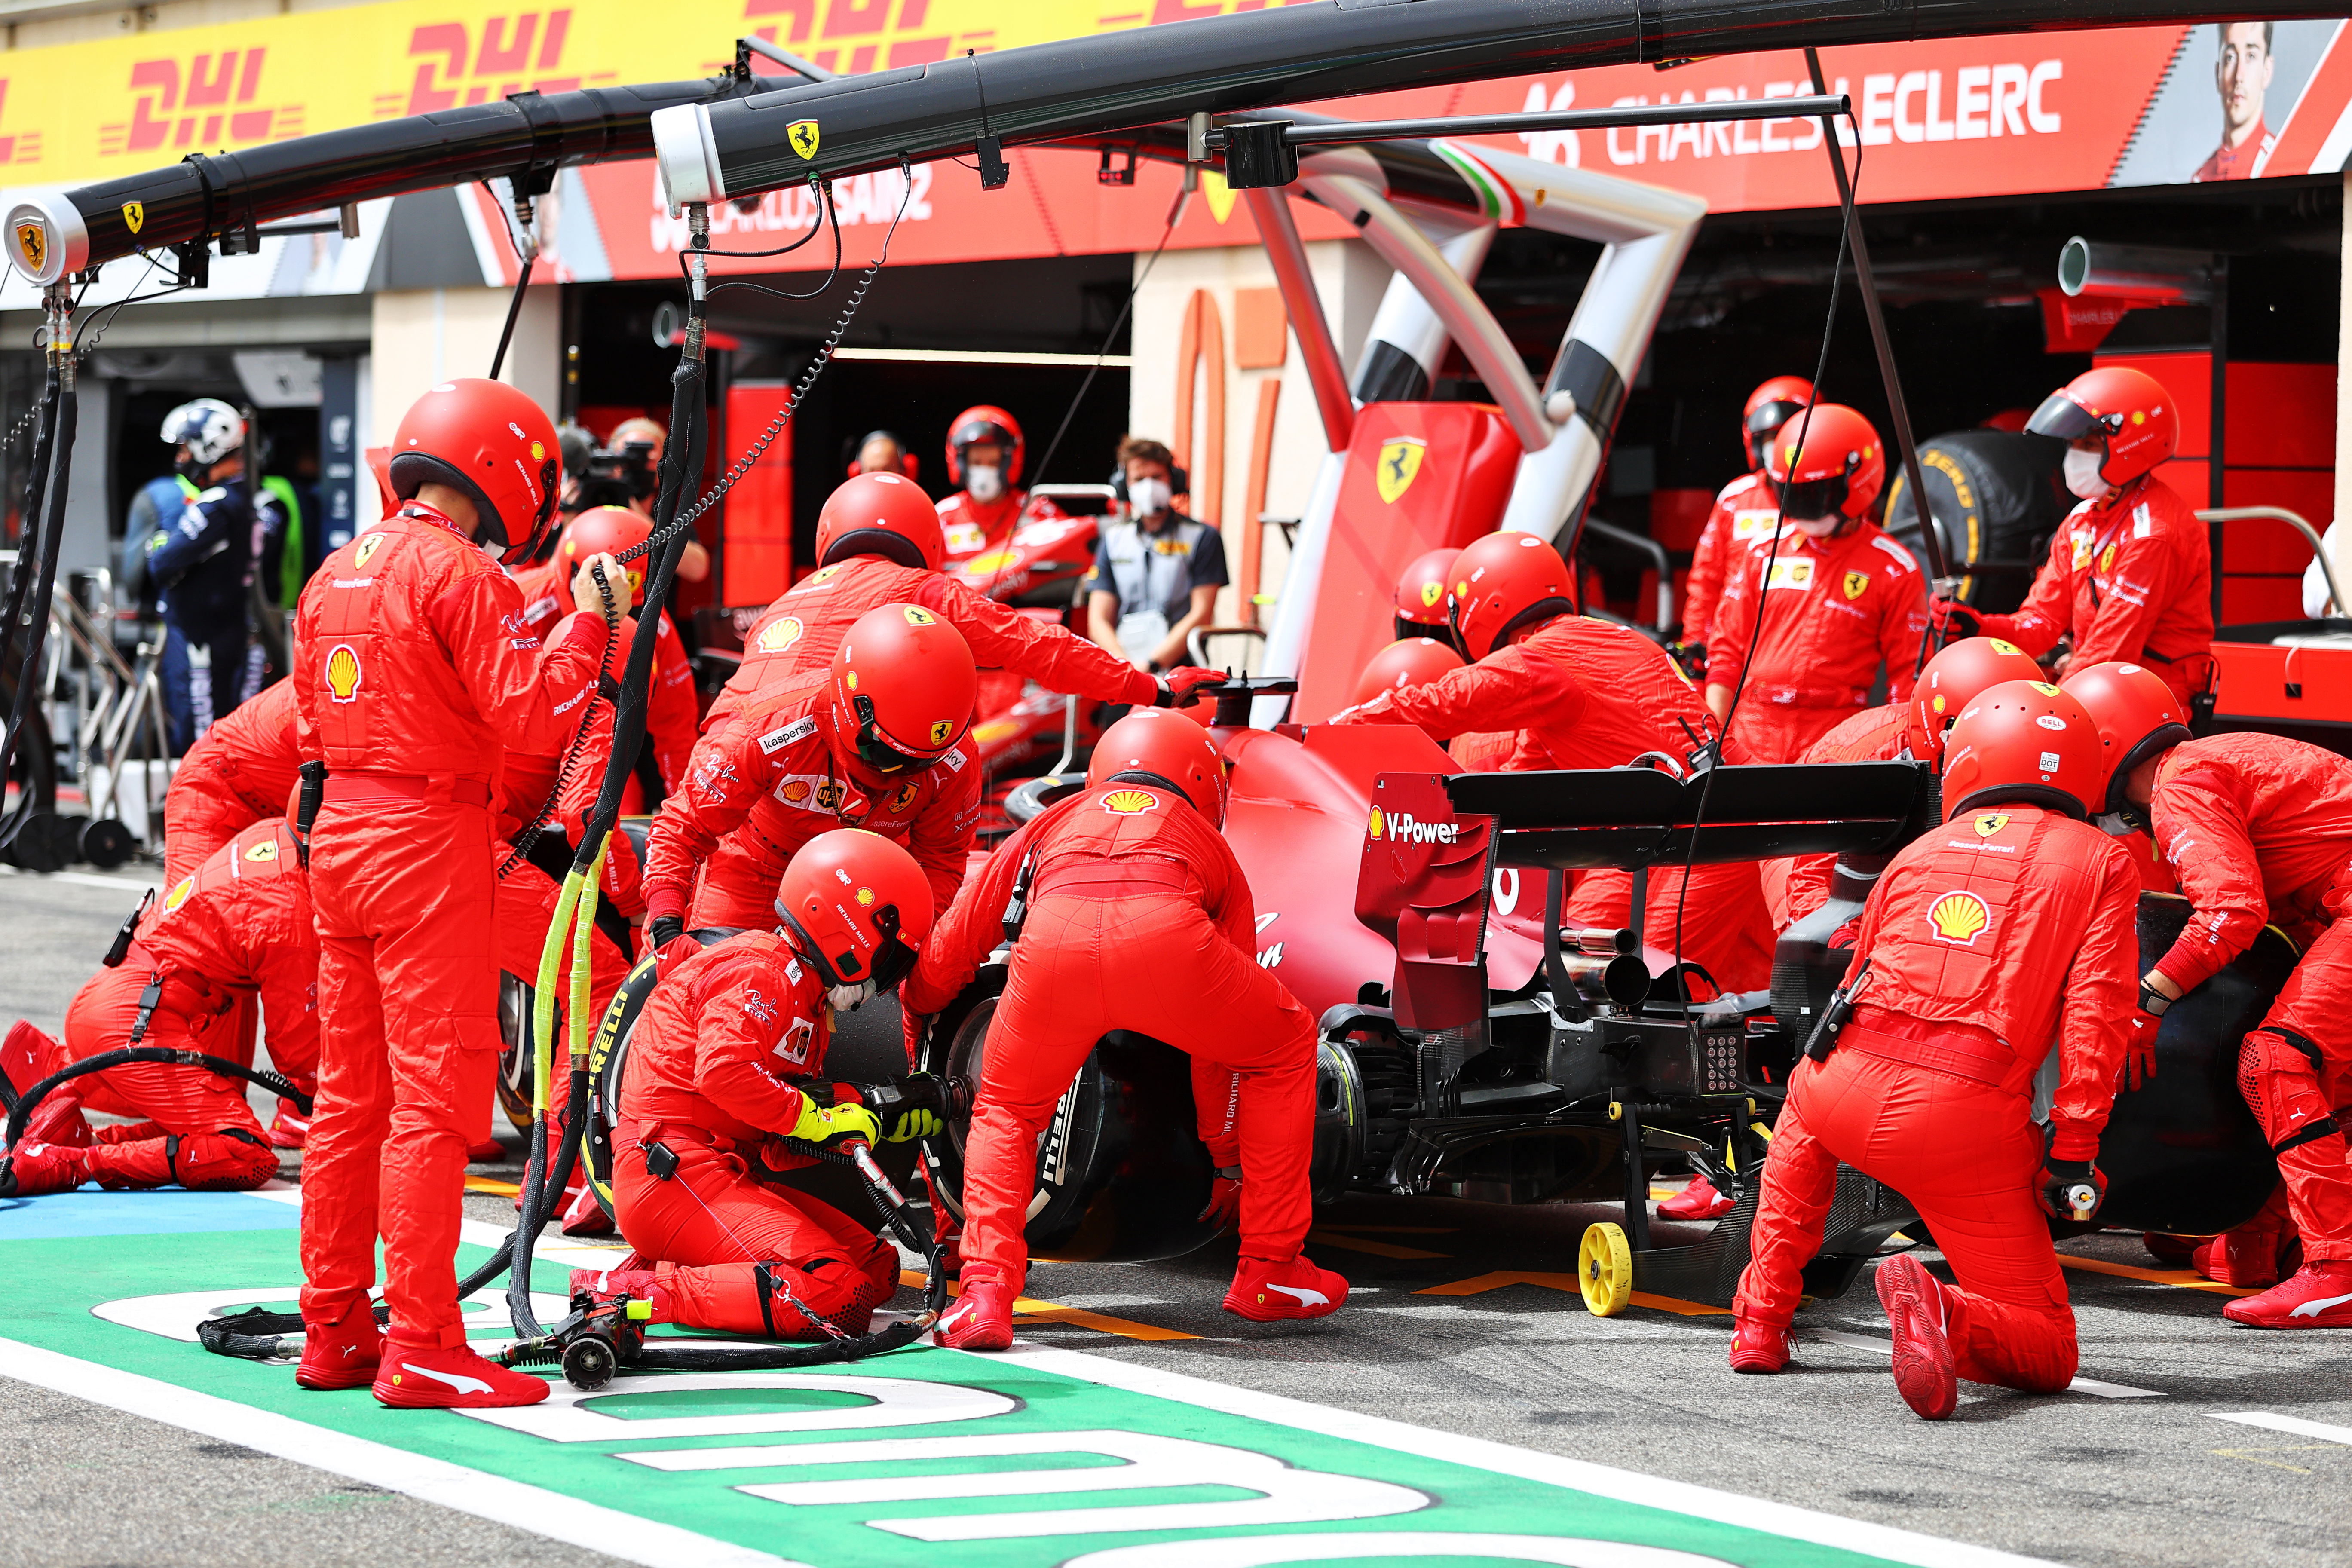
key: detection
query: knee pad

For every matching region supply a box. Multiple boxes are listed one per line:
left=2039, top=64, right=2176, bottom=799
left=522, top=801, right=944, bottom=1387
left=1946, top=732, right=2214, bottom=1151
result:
left=2242, top=1029, right=2339, bottom=1152
left=171, top=1127, right=281, bottom=1191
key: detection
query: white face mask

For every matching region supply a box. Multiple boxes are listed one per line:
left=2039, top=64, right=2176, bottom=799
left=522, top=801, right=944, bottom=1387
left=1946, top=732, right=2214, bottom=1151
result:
left=1129, top=478, right=1171, bottom=518
left=964, top=464, right=1004, bottom=503
left=2063, top=447, right=2111, bottom=500
left=1791, top=514, right=1843, bottom=539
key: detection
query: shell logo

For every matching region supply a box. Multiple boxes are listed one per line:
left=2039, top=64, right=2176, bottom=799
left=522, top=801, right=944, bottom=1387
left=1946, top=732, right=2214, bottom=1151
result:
left=324, top=644, right=364, bottom=704
left=1368, top=805, right=1386, bottom=840
left=1102, top=788, right=1159, bottom=815
left=1930, top=693, right=1947, bottom=715
left=244, top=839, right=279, bottom=863
left=855, top=886, right=876, bottom=907
left=530, top=441, right=546, bottom=461
left=1973, top=812, right=2010, bottom=839
left=782, top=780, right=811, bottom=803
left=353, top=533, right=386, bottom=570
left=756, top=616, right=804, bottom=653
left=163, top=877, right=195, bottom=913
left=1928, top=890, right=1991, bottom=946
left=845, top=669, right=861, bottom=692
left=1989, top=638, right=2022, bottom=656
left=970, top=719, right=1023, bottom=744
left=902, top=606, right=938, bottom=627
left=929, top=719, right=956, bottom=747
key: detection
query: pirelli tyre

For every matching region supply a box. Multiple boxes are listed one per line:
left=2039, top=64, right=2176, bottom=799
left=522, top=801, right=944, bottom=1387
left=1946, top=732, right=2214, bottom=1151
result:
left=2056, top=891, right=2293, bottom=1237
left=1883, top=429, right=2068, bottom=616
left=918, top=963, right=1222, bottom=1263
left=577, top=933, right=726, bottom=1216
left=495, top=819, right=656, bottom=1133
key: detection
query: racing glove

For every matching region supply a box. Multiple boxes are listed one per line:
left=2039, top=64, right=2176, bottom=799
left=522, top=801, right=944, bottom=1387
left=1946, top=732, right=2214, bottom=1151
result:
left=788, top=1091, right=882, bottom=1150
left=2122, top=995, right=2165, bottom=1093
left=2036, top=1148, right=2108, bottom=1222
left=1927, top=597, right=1982, bottom=642
left=1197, top=1166, right=1243, bottom=1229
left=866, top=1074, right=953, bottom=1143
left=1156, top=667, right=1226, bottom=709
left=647, top=915, right=700, bottom=974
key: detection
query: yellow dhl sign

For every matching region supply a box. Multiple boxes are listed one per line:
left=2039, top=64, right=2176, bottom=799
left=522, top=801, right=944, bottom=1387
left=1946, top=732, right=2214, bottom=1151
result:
left=0, top=0, right=1312, bottom=190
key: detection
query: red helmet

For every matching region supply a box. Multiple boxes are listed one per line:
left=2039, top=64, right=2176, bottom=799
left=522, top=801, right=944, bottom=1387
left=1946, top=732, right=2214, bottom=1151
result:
left=1449, top=531, right=1572, bottom=661
left=1353, top=637, right=1464, bottom=707
left=1394, top=548, right=1458, bottom=628
left=815, top=472, right=945, bottom=572
left=1909, top=636, right=2044, bottom=766
left=774, top=828, right=935, bottom=992
left=2026, top=365, right=2177, bottom=487
left=946, top=404, right=1024, bottom=487
left=1743, top=375, right=1814, bottom=469
left=830, top=604, right=977, bottom=780
left=1087, top=707, right=1228, bottom=827
left=387, top=379, right=562, bottom=564
left=552, top=506, right=652, bottom=611
left=1764, top=402, right=1884, bottom=521
left=2060, top=660, right=2192, bottom=815
left=1939, top=680, right=2102, bottom=823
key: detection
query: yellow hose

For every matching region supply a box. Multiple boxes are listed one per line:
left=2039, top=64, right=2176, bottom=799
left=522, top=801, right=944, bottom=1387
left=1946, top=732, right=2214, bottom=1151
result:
left=569, top=836, right=607, bottom=1074
left=530, top=867, right=586, bottom=1117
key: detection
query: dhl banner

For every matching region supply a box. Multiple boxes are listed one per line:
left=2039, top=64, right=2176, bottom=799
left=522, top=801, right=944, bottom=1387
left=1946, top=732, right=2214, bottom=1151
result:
left=0, top=4, right=2346, bottom=294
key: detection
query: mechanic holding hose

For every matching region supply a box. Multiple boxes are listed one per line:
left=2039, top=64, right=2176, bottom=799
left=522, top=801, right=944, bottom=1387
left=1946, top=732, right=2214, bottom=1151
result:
left=573, top=829, right=940, bottom=1339
left=289, top=378, right=624, bottom=1410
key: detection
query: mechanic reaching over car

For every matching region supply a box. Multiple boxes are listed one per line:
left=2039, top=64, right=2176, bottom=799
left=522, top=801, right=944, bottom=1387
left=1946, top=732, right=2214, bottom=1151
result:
left=1085, top=436, right=1228, bottom=672
left=2067, top=660, right=2352, bottom=1327
left=710, top=472, right=1219, bottom=735
left=902, top=709, right=1345, bottom=1350
left=0, top=818, right=318, bottom=1198
left=1704, top=402, right=1928, bottom=763
left=935, top=404, right=1047, bottom=558
left=1385, top=552, right=1513, bottom=769
left=1392, top=547, right=1460, bottom=646
left=642, top=604, right=981, bottom=962
left=573, top=830, right=939, bottom=1339
left=1333, top=529, right=1773, bottom=993
left=291, top=377, right=622, bottom=1410
left=1730, top=681, right=2140, bottom=1418
left=1932, top=366, right=2214, bottom=704
left=1681, top=374, right=1813, bottom=660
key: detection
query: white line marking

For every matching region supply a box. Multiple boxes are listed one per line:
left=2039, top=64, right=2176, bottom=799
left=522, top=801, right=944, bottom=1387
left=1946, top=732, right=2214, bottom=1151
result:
left=1809, top=1329, right=2162, bottom=1398
left=0, top=866, right=159, bottom=893
left=0, top=1336, right=808, bottom=1568
left=2211, top=1411, right=2352, bottom=1445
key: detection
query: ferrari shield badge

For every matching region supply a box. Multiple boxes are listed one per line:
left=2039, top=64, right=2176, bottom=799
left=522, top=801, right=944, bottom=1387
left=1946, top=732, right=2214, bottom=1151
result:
left=788, top=119, right=821, bottom=159
left=1843, top=570, right=1869, bottom=600
left=121, top=201, right=144, bottom=236
left=1375, top=438, right=1426, bottom=505
left=13, top=220, right=43, bottom=274
left=1973, top=812, right=2010, bottom=839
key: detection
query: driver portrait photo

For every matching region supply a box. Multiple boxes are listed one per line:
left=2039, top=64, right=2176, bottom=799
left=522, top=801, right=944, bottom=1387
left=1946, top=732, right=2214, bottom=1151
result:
left=2192, top=20, right=2276, bottom=181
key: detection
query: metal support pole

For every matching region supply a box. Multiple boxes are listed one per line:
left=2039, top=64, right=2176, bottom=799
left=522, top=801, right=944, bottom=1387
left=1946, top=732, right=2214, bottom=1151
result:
left=2209, top=257, right=2230, bottom=629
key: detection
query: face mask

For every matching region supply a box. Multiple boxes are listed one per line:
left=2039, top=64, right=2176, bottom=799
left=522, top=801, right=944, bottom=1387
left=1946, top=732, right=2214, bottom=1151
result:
left=2063, top=447, right=2110, bottom=500
left=1129, top=478, right=1171, bottom=518
left=1791, top=514, right=1843, bottom=539
left=965, top=464, right=1004, bottom=503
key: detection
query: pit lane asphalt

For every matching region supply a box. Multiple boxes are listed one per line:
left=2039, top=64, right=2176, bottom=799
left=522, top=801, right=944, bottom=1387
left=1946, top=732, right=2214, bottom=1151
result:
left=5, top=861, right=2351, bottom=1568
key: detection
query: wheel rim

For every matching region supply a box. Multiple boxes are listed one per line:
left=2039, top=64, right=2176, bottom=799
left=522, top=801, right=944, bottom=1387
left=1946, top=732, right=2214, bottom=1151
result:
left=1579, top=1221, right=1631, bottom=1317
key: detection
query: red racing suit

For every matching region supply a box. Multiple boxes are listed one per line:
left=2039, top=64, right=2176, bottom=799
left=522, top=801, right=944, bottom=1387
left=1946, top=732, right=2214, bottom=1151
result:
left=164, top=678, right=303, bottom=883
left=902, top=782, right=1317, bottom=1295
left=51, top=819, right=319, bottom=1191
left=1971, top=472, right=2214, bottom=704
left=1333, top=614, right=1771, bottom=992
left=709, top=554, right=1157, bottom=733
left=937, top=487, right=1056, bottom=560
left=1706, top=520, right=1927, bottom=763
left=512, top=563, right=698, bottom=804
left=1736, top=804, right=2139, bottom=1392
left=2148, top=733, right=2352, bottom=1260
left=643, top=673, right=979, bottom=933
left=292, top=500, right=610, bottom=1350
left=612, top=930, right=899, bottom=1336
left=1681, top=471, right=1779, bottom=646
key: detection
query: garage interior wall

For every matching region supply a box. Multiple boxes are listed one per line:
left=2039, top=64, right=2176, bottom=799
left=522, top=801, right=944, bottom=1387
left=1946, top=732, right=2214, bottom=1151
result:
left=368, top=286, right=561, bottom=445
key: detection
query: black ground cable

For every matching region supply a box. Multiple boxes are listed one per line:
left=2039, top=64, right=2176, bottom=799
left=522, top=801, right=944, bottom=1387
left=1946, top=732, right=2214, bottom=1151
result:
left=0, top=360, right=76, bottom=852
left=0, top=369, right=59, bottom=718
left=2, top=1048, right=309, bottom=1154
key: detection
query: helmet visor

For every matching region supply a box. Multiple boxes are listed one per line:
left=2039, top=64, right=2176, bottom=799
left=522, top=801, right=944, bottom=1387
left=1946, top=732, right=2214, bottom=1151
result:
left=1775, top=475, right=1849, bottom=522
left=1745, top=399, right=1806, bottom=440
left=2024, top=390, right=2118, bottom=443
left=849, top=695, right=946, bottom=775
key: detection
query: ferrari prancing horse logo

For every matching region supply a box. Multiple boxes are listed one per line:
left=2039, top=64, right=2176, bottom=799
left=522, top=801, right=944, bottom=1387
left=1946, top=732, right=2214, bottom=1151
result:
left=122, top=201, right=144, bottom=236
left=1843, top=569, right=1869, bottom=600
left=788, top=119, right=821, bottom=159
left=1973, top=812, right=2010, bottom=839
left=1375, top=438, right=1426, bottom=505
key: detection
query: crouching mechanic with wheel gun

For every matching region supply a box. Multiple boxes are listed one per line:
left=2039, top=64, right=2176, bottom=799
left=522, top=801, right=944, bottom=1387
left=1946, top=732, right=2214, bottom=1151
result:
left=1729, top=681, right=2140, bottom=1419
left=900, top=709, right=1347, bottom=1350
left=574, top=829, right=946, bottom=1338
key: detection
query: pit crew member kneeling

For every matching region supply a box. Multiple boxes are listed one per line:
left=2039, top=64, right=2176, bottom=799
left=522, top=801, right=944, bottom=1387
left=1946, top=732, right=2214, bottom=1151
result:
left=1729, top=681, right=2139, bottom=1418
left=901, top=710, right=1345, bottom=1349
left=576, top=830, right=937, bottom=1338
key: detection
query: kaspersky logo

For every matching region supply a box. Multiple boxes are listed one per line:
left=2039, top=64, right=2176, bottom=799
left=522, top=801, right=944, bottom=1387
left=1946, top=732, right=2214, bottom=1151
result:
left=1366, top=805, right=1459, bottom=845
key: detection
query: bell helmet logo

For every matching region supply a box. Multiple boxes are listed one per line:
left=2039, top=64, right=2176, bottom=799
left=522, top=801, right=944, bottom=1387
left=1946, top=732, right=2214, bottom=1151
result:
left=757, top=616, right=804, bottom=653
left=2035, top=714, right=2067, bottom=732
left=1368, top=806, right=1459, bottom=845
left=325, top=645, right=364, bottom=704
left=1102, top=788, right=1159, bottom=815
left=1929, top=891, right=1991, bottom=945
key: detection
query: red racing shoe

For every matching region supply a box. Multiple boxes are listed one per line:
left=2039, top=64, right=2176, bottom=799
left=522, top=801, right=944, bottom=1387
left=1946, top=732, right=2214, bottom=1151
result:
left=1875, top=1254, right=1957, bottom=1420
left=1727, top=1317, right=1792, bottom=1374
left=296, top=1313, right=386, bottom=1390
left=1225, top=1255, right=1348, bottom=1322
left=1660, top=1172, right=1736, bottom=1222
left=374, top=1344, right=550, bottom=1408
left=2222, top=1262, right=2352, bottom=1329
left=267, top=1106, right=309, bottom=1150
left=934, top=1271, right=1017, bottom=1351
left=467, top=1138, right=509, bottom=1165
left=0, top=1142, right=86, bottom=1197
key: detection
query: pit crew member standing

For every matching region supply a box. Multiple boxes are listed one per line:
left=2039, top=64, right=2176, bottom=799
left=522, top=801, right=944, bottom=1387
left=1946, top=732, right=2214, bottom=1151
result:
left=143, top=399, right=283, bottom=751
left=1682, top=375, right=1813, bottom=653
left=1933, top=367, right=2213, bottom=704
left=577, top=830, right=936, bottom=1338
left=2070, top=662, right=2352, bottom=1327
left=1705, top=403, right=1926, bottom=764
left=1086, top=437, right=1226, bottom=672
left=0, top=818, right=317, bottom=1197
left=903, top=710, right=1346, bottom=1349
left=1730, top=682, right=2138, bottom=1417
left=641, top=604, right=980, bottom=958
left=292, top=377, right=621, bottom=1409
left=935, top=405, right=1044, bottom=558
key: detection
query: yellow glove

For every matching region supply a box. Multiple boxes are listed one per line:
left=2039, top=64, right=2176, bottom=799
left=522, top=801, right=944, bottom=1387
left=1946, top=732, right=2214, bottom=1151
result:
left=788, top=1092, right=880, bottom=1149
